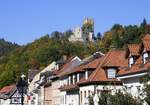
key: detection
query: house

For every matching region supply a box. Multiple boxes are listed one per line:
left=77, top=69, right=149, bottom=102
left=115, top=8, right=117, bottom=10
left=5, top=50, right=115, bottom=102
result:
left=28, top=61, right=59, bottom=105
left=59, top=52, right=109, bottom=105
left=0, top=84, right=22, bottom=105
left=31, top=56, right=81, bottom=105
left=77, top=50, right=127, bottom=105
left=49, top=56, right=81, bottom=105
left=117, top=34, right=150, bottom=98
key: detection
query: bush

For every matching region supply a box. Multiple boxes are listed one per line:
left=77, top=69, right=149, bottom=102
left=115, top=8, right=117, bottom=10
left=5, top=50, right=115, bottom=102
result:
left=89, top=91, right=142, bottom=105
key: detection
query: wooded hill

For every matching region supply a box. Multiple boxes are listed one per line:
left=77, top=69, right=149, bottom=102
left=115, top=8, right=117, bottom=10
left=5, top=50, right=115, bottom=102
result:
left=0, top=19, right=150, bottom=88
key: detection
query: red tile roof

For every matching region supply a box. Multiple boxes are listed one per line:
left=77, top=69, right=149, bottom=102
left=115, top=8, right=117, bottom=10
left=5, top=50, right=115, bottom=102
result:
left=78, top=67, right=121, bottom=85
left=52, top=57, right=81, bottom=78
left=78, top=50, right=125, bottom=85
left=117, top=56, right=150, bottom=76
left=59, top=84, right=79, bottom=91
left=66, top=56, right=104, bottom=76
left=127, top=44, right=141, bottom=56
left=142, top=34, right=150, bottom=51
left=0, top=84, right=16, bottom=94
left=84, top=57, right=104, bottom=69
left=101, top=50, right=128, bottom=67
left=65, top=65, right=84, bottom=75
left=142, top=34, right=150, bottom=41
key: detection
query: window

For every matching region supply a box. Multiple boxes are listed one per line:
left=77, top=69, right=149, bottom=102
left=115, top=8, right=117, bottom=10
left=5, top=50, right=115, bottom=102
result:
left=88, top=70, right=93, bottom=77
left=143, top=52, right=149, bottom=64
left=70, top=75, right=73, bottom=84
left=129, top=57, right=134, bottom=67
left=74, top=74, right=77, bottom=83
left=107, top=68, right=116, bottom=78
left=79, top=73, right=84, bottom=80
left=85, top=71, right=88, bottom=80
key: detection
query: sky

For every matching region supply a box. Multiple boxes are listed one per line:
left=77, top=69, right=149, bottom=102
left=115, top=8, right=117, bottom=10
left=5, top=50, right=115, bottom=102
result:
left=0, top=0, right=150, bottom=45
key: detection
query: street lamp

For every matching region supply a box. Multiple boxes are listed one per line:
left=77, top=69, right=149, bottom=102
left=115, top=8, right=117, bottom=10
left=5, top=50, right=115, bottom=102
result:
left=16, top=74, right=28, bottom=105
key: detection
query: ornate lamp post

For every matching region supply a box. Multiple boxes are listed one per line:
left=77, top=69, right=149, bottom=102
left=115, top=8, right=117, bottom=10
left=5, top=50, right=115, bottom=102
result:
left=16, top=74, right=28, bottom=105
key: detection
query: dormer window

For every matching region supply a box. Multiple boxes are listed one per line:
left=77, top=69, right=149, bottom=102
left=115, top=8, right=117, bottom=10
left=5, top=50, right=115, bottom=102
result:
left=77, top=73, right=80, bottom=82
left=143, top=52, right=149, bottom=64
left=107, top=68, right=116, bottom=79
left=129, top=57, right=134, bottom=68
left=85, top=70, right=88, bottom=80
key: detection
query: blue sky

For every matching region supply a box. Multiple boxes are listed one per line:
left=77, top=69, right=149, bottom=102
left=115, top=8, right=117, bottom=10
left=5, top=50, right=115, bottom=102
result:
left=0, top=0, right=150, bottom=45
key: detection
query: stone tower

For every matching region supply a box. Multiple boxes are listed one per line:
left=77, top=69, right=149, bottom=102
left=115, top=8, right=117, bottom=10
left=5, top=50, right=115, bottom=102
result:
left=82, top=18, right=94, bottom=42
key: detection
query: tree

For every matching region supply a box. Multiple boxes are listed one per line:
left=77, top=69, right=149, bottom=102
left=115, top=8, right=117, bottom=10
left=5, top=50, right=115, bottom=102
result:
left=96, top=32, right=102, bottom=40
left=139, top=18, right=147, bottom=36
left=51, top=31, right=63, bottom=41
left=101, top=31, right=113, bottom=51
left=97, top=91, right=142, bottom=105
left=111, top=24, right=124, bottom=48
left=143, top=84, right=150, bottom=105
left=63, top=29, right=73, bottom=38
left=28, top=58, right=40, bottom=69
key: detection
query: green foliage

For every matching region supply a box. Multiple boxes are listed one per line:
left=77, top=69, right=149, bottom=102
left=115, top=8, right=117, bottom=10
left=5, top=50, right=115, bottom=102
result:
left=143, top=84, right=150, bottom=105
left=0, top=38, right=19, bottom=56
left=89, top=92, right=142, bottom=105
left=82, top=23, right=94, bottom=34
left=88, top=95, right=94, bottom=105
left=109, top=92, right=142, bottom=105
left=0, top=33, right=91, bottom=88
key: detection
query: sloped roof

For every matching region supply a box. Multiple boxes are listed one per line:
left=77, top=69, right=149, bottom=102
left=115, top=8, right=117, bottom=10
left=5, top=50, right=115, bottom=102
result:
left=78, top=67, right=121, bottom=85
left=84, top=57, right=104, bottom=69
left=117, top=56, right=150, bottom=76
left=142, top=34, right=150, bottom=51
left=0, top=84, right=16, bottom=94
left=78, top=51, right=125, bottom=85
left=65, top=54, right=105, bottom=76
left=101, top=50, right=128, bottom=67
left=53, top=56, right=81, bottom=78
left=0, top=84, right=16, bottom=99
left=59, top=84, right=79, bottom=91
left=127, top=44, right=141, bottom=56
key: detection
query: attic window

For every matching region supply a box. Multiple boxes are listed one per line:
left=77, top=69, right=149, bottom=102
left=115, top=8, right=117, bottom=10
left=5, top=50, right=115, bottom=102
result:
left=143, top=52, right=149, bottom=64
left=107, top=68, right=116, bottom=79
left=129, top=57, right=134, bottom=67
left=85, top=70, right=88, bottom=80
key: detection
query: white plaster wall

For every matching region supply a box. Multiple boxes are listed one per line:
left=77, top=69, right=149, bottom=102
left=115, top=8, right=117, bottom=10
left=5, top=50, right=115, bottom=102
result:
left=66, top=94, right=79, bottom=105
left=28, top=93, right=38, bottom=105
left=60, top=91, right=66, bottom=105
left=0, top=99, right=10, bottom=105
left=96, top=85, right=122, bottom=95
left=122, top=77, right=144, bottom=97
left=60, top=78, right=68, bottom=87
left=80, top=85, right=95, bottom=105
left=40, top=86, right=44, bottom=105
